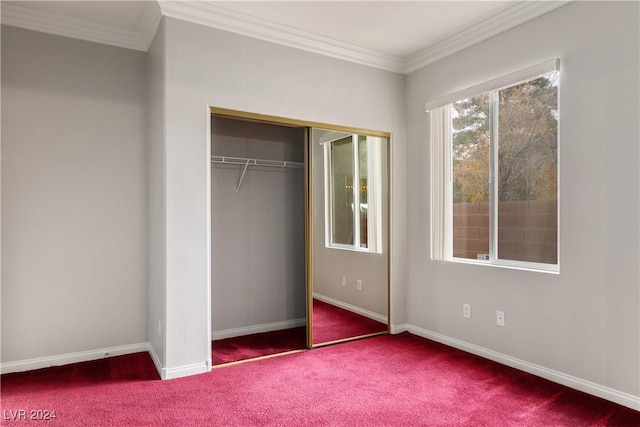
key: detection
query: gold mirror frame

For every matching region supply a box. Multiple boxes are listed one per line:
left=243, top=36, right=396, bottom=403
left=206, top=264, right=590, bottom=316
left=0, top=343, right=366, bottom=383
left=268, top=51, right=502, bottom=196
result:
left=210, top=107, right=391, bottom=349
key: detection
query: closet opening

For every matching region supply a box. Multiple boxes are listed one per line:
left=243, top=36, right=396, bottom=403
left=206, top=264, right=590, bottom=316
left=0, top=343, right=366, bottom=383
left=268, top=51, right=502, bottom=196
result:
left=210, top=112, right=308, bottom=366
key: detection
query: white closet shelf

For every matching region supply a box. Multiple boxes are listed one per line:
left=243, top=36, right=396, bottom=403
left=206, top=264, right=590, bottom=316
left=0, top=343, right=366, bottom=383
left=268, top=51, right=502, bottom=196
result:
left=210, top=155, right=303, bottom=192
left=210, top=155, right=303, bottom=169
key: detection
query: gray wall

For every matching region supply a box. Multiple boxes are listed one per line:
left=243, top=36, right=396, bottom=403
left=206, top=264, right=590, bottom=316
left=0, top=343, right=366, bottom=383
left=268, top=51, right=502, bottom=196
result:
left=210, top=117, right=306, bottom=333
left=1, top=26, right=148, bottom=362
left=146, top=19, right=167, bottom=368
left=155, top=16, right=407, bottom=374
left=405, top=1, right=639, bottom=396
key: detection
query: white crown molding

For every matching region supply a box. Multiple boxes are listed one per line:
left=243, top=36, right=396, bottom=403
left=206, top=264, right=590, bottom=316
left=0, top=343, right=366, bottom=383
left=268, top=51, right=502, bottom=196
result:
left=0, top=2, right=161, bottom=52
left=157, top=1, right=405, bottom=74
left=138, top=1, right=164, bottom=50
left=1, top=1, right=572, bottom=75
left=405, top=1, right=573, bottom=74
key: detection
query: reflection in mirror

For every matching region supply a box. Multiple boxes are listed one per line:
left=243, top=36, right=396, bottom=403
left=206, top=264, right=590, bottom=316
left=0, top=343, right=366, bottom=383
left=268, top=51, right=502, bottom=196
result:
left=310, top=128, right=389, bottom=346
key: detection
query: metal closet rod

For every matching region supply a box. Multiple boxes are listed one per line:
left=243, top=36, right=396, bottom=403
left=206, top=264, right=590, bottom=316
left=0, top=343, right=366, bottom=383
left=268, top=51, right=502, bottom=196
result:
left=210, top=155, right=303, bottom=169
left=210, top=155, right=303, bottom=192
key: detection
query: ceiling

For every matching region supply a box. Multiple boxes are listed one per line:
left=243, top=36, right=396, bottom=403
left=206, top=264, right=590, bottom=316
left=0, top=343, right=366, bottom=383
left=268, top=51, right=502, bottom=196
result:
left=207, top=1, right=517, bottom=58
left=1, top=1, right=570, bottom=74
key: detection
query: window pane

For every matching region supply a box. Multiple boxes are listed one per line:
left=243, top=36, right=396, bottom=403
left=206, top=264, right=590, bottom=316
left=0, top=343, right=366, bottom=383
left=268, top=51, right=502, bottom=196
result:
left=497, top=72, right=558, bottom=264
left=452, top=93, right=490, bottom=260
left=331, top=136, right=354, bottom=245
left=358, top=136, right=368, bottom=248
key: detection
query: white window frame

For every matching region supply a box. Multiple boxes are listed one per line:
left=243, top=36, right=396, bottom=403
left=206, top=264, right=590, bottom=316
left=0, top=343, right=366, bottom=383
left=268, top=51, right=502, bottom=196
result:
left=323, top=133, right=383, bottom=254
left=428, top=59, right=560, bottom=273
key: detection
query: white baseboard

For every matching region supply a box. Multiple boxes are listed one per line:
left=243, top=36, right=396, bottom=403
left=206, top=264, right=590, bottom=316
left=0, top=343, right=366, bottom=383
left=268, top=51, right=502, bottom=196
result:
left=163, top=361, right=210, bottom=380
left=313, top=293, right=387, bottom=323
left=0, top=342, right=150, bottom=375
left=407, top=325, right=640, bottom=411
left=212, top=318, right=307, bottom=341
left=146, top=343, right=210, bottom=380
left=147, top=343, right=164, bottom=379
left=391, top=323, right=409, bottom=334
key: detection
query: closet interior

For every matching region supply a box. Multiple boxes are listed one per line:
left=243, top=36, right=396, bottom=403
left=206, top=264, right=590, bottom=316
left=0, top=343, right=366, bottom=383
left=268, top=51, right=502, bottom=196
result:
left=210, top=114, right=307, bottom=364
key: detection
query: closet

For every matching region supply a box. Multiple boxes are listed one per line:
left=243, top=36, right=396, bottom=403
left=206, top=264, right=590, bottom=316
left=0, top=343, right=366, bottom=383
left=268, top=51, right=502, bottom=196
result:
left=210, top=108, right=391, bottom=364
left=210, top=114, right=307, bottom=362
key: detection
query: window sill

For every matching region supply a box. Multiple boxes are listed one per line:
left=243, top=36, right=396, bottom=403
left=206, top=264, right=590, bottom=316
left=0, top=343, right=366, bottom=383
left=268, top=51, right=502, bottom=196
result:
left=326, top=245, right=382, bottom=255
left=444, top=257, right=559, bottom=275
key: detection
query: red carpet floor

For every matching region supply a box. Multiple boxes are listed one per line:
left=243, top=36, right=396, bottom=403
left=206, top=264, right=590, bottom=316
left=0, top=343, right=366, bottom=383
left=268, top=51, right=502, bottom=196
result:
left=212, top=301, right=387, bottom=365
left=312, top=299, right=387, bottom=344
left=212, top=326, right=306, bottom=365
left=2, top=333, right=639, bottom=426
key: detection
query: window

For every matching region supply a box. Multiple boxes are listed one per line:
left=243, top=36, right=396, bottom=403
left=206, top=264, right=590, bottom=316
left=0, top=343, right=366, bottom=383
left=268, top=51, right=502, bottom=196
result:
left=324, top=133, right=383, bottom=253
left=429, top=60, right=559, bottom=272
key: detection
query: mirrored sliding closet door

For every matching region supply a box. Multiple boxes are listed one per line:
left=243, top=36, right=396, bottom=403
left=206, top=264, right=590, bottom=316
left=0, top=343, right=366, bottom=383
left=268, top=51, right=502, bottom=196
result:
left=308, top=128, right=390, bottom=347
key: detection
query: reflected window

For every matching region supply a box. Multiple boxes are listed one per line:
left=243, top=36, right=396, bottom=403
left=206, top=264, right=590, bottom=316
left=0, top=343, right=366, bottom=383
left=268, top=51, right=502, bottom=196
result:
left=325, top=133, right=382, bottom=253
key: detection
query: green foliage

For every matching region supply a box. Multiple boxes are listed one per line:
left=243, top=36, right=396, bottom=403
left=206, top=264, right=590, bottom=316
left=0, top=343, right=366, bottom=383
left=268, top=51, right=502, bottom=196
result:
left=452, top=74, right=558, bottom=203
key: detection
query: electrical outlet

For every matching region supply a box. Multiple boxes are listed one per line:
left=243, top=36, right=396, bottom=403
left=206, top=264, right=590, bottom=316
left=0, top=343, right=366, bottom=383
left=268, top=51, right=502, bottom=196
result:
left=496, top=311, right=505, bottom=327
left=357, top=280, right=362, bottom=291
left=463, top=304, right=471, bottom=319
left=342, top=276, right=347, bottom=286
